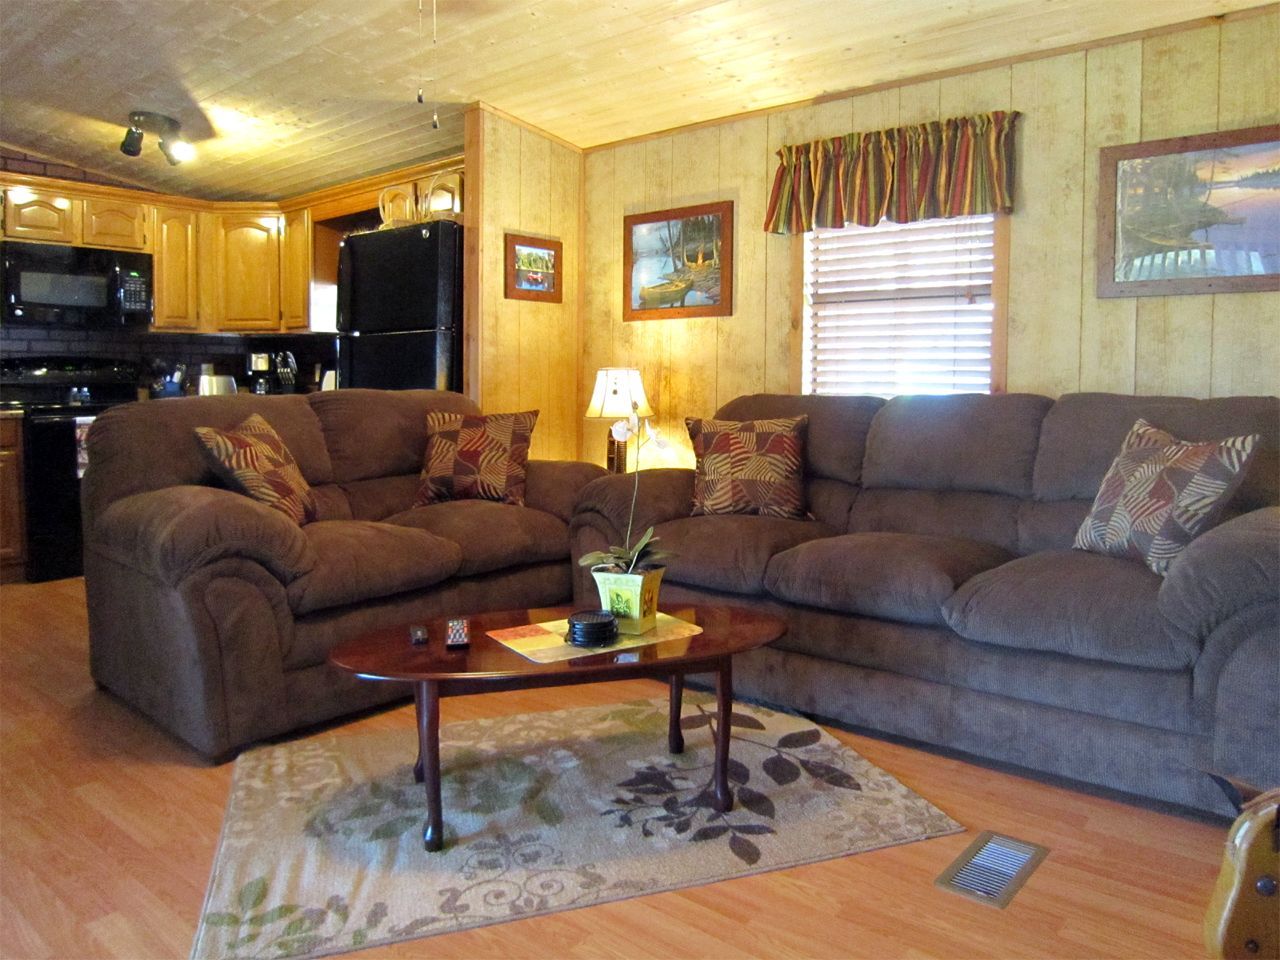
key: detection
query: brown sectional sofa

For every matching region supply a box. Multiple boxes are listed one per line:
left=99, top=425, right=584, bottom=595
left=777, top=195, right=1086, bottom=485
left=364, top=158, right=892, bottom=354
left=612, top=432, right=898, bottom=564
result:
left=82, top=389, right=605, bottom=759
left=569, top=392, right=1280, bottom=815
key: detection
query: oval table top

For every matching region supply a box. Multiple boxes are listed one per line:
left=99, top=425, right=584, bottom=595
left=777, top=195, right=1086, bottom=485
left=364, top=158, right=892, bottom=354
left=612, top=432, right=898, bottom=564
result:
left=327, top=603, right=786, bottom=686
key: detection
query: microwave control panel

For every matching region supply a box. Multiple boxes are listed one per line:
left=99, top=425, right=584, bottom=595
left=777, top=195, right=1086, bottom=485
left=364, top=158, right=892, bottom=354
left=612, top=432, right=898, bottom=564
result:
left=120, top=275, right=150, bottom=312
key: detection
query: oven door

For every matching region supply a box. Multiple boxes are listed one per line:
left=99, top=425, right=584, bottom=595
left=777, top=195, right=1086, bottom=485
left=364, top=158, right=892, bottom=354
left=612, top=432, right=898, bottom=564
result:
left=1, top=240, right=152, bottom=328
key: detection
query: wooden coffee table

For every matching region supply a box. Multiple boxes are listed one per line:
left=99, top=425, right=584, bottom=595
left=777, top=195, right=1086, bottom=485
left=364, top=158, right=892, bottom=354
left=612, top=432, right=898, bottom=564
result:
left=328, top=603, right=786, bottom=851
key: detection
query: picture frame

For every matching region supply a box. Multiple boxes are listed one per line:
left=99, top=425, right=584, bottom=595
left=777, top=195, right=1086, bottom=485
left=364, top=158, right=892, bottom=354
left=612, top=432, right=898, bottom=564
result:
left=1096, top=124, right=1280, bottom=298
left=504, top=233, right=563, bottom=303
left=623, top=200, right=733, bottom=321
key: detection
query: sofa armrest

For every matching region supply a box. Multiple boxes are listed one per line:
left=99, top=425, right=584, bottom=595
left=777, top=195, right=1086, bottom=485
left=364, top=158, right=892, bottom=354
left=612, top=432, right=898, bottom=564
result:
left=524, top=460, right=608, bottom=523
left=1160, top=507, right=1279, bottom=650
left=572, top=468, right=695, bottom=540
left=89, top=485, right=317, bottom=587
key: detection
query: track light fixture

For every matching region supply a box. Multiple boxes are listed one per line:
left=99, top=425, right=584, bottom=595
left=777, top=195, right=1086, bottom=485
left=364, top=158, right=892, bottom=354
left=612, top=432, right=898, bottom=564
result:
left=119, top=110, right=195, bottom=165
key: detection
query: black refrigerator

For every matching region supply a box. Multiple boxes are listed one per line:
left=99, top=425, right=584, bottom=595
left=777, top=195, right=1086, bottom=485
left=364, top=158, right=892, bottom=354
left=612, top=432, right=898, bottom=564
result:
left=336, top=220, right=462, bottom=390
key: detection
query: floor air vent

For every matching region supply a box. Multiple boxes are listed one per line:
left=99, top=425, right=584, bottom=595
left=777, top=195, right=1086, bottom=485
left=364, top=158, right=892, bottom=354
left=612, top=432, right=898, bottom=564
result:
left=935, top=831, right=1048, bottom=908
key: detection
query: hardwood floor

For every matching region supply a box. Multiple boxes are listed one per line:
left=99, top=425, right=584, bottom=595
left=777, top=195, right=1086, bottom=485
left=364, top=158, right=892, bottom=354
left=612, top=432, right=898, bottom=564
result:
left=0, top=578, right=1228, bottom=960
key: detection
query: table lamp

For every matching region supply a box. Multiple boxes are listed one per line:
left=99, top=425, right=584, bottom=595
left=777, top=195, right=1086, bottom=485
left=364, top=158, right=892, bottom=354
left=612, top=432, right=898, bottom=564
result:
left=585, top=367, right=653, bottom=472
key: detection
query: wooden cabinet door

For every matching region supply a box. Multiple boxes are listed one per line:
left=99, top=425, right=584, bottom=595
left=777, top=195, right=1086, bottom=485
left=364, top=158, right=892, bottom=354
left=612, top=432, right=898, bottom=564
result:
left=3, top=188, right=79, bottom=243
left=378, top=183, right=416, bottom=225
left=279, top=208, right=311, bottom=330
left=0, top=419, right=25, bottom=578
left=153, top=207, right=199, bottom=330
left=82, top=198, right=148, bottom=250
left=202, top=213, right=280, bottom=331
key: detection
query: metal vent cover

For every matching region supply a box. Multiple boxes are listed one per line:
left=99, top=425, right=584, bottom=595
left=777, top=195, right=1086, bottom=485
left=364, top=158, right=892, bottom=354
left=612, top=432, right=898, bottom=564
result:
left=935, top=831, right=1049, bottom=908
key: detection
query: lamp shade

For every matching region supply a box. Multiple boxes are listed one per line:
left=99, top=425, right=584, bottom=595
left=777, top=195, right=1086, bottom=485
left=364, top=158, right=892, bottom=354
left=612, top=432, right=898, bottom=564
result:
left=584, top=367, right=653, bottom=419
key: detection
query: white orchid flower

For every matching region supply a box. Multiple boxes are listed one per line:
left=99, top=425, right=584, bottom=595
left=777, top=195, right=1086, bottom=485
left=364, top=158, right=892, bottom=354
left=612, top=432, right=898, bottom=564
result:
left=610, top=419, right=632, bottom=443
left=645, top=420, right=669, bottom=449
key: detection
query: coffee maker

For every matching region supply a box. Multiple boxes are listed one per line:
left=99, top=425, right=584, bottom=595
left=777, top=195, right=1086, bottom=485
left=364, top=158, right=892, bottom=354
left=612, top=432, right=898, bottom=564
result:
left=246, top=351, right=298, bottom=394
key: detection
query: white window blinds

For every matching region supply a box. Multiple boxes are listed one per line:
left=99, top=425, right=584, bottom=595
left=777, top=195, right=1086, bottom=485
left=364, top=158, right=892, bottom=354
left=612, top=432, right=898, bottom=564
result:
left=802, top=213, right=996, bottom=397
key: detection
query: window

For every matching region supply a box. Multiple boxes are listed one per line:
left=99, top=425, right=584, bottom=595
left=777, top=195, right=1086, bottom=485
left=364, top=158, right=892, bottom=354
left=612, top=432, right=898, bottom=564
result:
left=802, top=213, right=1003, bottom=398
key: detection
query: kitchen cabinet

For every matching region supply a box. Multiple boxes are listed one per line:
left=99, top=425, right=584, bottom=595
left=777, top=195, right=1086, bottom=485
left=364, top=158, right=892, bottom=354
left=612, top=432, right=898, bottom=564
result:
left=153, top=206, right=199, bottom=330
left=376, top=173, right=463, bottom=227
left=0, top=417, right=25, bottom=584
left=2, top=188, right=149, bottom=250
left=198, top=211, right=281, bottom=331
left=82, top=198, right=148, bottom=250
left=3, top=187, right=80, bottom=243
left=377, top=183, right=416, bottom=224
left=280, top=208, right=311, bottom=330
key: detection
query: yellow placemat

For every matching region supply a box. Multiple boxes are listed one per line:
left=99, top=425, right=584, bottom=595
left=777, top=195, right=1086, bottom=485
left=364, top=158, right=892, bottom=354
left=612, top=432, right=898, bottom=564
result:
left=488, top=612, right=703, bottom=664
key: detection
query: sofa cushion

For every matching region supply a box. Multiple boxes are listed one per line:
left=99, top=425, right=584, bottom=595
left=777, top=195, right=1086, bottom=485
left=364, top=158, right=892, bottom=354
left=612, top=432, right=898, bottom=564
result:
left=385, top=500, right=568, bottom=576
left=308, top=388, right=480, bottom=483
left=862, top=393, right=1053, bottom=497
left=687, top=415, right=807, bottom=518
left=1032, top=393, right=1280, bottom=511
left=942, top=550, right=1195, bottom=669
left=285, top=521, right=462, bottom=615
left=1074, top=419, right=1259, bottom=575
left=194, top=414, right=319, bottom=525
left=654, top=515, right=834, bottom=595
left=415, top=410, right=538, bottom=507
left=765, top=533, right=1013, bottom=625
left=714, top=394, right=884, bottom=487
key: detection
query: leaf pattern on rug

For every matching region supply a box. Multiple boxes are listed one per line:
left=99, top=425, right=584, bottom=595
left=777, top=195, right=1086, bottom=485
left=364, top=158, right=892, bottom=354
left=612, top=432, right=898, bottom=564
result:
left=191, top=697, right=962, bottom=960
left=201, top=878, right=388, bottom=958
left=602, top=701, right=863, bottom=865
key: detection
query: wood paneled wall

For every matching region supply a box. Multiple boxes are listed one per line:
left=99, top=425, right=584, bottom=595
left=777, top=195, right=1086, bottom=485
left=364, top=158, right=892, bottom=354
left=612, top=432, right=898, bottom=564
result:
left=577, top=8, right=1279, bottom=466
left=464, top=105, right=583, bottom=460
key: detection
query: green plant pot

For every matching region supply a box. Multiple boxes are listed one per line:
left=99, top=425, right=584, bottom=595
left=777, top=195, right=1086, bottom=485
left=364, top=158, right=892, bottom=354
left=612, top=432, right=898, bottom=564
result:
left=591, top=566, right=665, bottom=634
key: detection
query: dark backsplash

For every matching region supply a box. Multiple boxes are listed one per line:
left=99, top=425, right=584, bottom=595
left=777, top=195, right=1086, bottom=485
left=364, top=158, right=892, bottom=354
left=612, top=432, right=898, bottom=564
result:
left=0, top=323, right=338, bottom=389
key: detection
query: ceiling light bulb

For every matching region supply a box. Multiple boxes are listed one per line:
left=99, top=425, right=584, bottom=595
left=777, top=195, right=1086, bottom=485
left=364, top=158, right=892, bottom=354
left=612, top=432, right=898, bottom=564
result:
left=159, top=137, right=196, bottom=165
left=119, top=126, right=144, bottom=157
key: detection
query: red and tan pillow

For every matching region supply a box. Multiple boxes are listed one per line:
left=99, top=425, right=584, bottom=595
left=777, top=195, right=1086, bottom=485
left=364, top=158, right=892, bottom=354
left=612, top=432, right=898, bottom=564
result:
left=686, top=415, right=807, bottom=519
left=194, top=413, right=318, bottom=525
left=414, top=410, right=538, bottom=507
left=1073, top=418, right=1259, bottom=575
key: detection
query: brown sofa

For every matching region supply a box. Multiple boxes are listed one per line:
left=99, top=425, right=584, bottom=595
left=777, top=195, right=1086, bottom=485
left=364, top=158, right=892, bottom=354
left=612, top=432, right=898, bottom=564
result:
left=570, top=393, right=1280, bottom=815
left=82, top=389, right=605, bottom=759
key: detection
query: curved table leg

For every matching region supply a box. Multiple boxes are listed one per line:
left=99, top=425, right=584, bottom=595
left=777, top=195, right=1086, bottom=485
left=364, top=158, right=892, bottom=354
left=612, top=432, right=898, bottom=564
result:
left=417, top=679, right=443, bottom=851
left=713, top=659, right=734, bottom=813
left=668, top=673, right=685, bottom=754
left=412, top=684, right=425, bottom=784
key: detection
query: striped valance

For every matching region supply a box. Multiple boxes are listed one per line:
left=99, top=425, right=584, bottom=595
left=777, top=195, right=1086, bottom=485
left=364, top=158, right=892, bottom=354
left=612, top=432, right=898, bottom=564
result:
left=764, top=111, right=1020, bottom=234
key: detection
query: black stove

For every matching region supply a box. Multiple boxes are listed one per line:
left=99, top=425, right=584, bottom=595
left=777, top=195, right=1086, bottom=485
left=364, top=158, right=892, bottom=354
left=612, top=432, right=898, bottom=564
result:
left=1, top=356, right=141, bottom=582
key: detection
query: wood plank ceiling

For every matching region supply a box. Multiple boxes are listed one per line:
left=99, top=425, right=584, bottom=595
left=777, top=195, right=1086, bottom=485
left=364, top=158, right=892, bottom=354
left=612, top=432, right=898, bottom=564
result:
left=0, top=0, right=1267, bottom=201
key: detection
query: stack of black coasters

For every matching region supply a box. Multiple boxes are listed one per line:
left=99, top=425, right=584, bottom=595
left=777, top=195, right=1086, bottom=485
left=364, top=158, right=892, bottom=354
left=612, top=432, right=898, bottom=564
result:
left=566, top=610, right=619, bottom=647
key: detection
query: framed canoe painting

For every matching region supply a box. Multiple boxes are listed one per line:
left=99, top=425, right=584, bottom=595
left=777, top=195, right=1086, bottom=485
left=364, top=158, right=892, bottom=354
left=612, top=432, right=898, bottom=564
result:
left=623, top=201, right=733, bottom=321
left=1097, top=124, right=1280, bottom=297
left=504, top=233, right=562, bottom=303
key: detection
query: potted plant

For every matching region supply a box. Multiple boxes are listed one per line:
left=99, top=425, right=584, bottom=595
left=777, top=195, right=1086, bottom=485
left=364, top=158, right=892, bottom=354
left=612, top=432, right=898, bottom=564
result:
left=578, top=409, right=673, bottom=633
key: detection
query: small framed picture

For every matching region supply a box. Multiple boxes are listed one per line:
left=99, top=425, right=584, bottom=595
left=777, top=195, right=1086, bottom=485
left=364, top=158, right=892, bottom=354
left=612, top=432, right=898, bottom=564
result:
left=504, top=233, right=563, bottom=303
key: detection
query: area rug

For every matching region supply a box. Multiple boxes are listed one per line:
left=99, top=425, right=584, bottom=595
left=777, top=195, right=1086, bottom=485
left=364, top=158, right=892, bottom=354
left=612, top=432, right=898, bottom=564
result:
left=192, top=695, right=961, bottom=959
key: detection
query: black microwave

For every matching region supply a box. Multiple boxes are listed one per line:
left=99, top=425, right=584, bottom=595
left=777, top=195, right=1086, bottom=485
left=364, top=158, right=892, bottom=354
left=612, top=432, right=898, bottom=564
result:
left=1, top=240, right=153, bottom=328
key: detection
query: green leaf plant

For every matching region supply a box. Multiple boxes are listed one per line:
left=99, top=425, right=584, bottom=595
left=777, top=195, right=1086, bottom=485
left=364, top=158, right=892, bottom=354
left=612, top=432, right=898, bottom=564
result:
left=578, top=404, right=677, bottom=574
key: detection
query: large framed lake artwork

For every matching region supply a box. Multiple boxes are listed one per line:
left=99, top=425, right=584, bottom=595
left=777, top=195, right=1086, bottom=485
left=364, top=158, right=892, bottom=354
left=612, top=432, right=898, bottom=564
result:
left=623, top=201, right=733, bottom=321
left=1097, top=124, right=1280, bottom=298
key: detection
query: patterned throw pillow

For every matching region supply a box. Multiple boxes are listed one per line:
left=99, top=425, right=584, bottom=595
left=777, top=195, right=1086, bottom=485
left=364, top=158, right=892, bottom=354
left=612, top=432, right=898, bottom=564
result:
left=414, top=410, right=539, bottom=507
left=194, top=414, right=319, bottom=525
left=686, top=415, right=807, bottom=519
left=1073, top=418, right=1259, bottom=575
